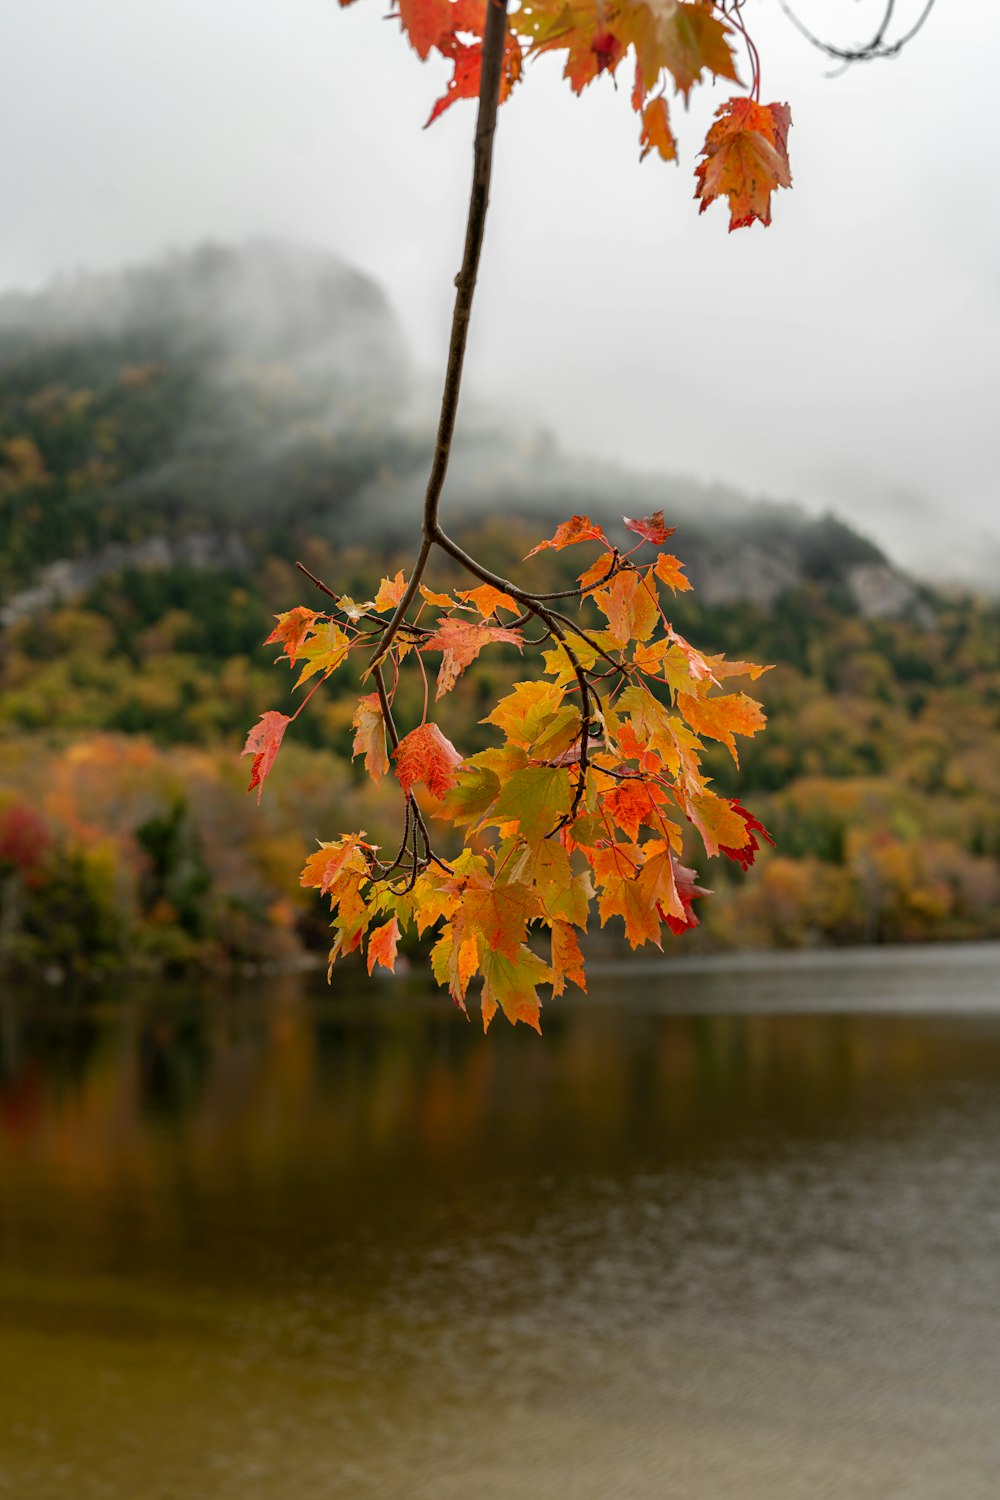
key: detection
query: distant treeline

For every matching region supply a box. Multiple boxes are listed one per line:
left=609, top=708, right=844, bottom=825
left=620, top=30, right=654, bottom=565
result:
left=1, top=517, right=999, bottom=975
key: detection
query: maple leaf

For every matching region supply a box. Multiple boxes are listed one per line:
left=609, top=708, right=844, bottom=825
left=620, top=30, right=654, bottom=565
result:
left=602, top=778, right=661, bottom=841
left=613, top=719, right=662, bottom=774
left=488, top=766, right=573, bottom=840
left=524, top=515, right=610, bottom=558
left=683, top=788, right=752, bottom=858
left=666, top=858, right=712, bottom=934
left=398, top=0, right=452, bottom=59
left=719, top=799, right=775, bottom=871
left=351, top=693, right=389, bottom=782
left=542, top=632, right=619, bottom=686
left=702, top=653, right=772, bottom=683
left=479, top=941, right=551, bottom=1032
left=653, top=552, right=691, bottom=591
left=676, top=690, right=766, bottom=763
left=617, top=683, right=681, bottom=776
left=551, top=920, right=587, bottom=997
left=531, top=706, right=587, bottom=763
left=426, top=29, right=522, bottom=128
left=463, top=880, right=539, bottom=959
left=507, top=836, right=571, bottom=897
left=457, top=583, right=519, bottom=617
left=300, top=832, right=372, bottom=894
left=292, top=621, right=351, bottom=688
left=422, top=616, right=523, bottom=698
left=695, top=97, right=792, bottom=231
left=264, top=606, right=320, bottom=659
left=367, top=916, right=401, bottom=974
left=374, top=570, right=407, bottom=612
left=639, top=98, right=676, bottom=163
left=578, top=550, right=617, bottom=590
left=594, top=570, right=659, bottom=645
left=484, top=679, right=565, bottom=746
left=393, top=722, right=463, bottom=799
left=420, top=585, right=456, bottom=607
left=431, top=924, right=477, bottom=1010
left=624, top=510, right=676, bottom=545
left=336, top=595, right=369, bottom=622
left=243, top=711, right=290, bottom=803
left=637, top=0, right=739, bottom=100
left=598, top=868, right=662, bottom=949
left=637, top=838, right=686, bottom=923
left=439, top=763, right=501, bottom=823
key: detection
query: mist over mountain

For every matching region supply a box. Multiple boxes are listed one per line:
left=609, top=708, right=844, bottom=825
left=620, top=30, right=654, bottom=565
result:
left=0, top=241, right=949, bottom=620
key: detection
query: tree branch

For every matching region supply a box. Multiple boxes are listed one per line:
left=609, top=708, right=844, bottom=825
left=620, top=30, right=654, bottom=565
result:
left=777, top=0, right=937, bottom=64
left=371, top=0, right=510, bottom=671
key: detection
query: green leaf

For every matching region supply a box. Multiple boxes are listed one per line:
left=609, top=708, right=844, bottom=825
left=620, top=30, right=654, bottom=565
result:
left=487, top=766, right=573, bottom=839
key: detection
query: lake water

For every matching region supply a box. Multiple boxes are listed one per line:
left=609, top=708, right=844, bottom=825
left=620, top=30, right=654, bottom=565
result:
left=1, top=943, right=999, bottom=1499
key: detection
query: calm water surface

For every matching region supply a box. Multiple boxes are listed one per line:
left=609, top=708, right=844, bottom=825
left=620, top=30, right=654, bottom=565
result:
left=1, top=943, right=999, bottom=1498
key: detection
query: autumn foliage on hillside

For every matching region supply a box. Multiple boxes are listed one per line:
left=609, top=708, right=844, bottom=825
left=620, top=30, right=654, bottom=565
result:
left=247, top=517, right=774, bottom=1029
left=341, top=0, right=793, bottom=230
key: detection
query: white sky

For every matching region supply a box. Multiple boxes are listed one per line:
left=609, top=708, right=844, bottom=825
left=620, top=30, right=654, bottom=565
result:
left=1, top=1, right=997, bottom=575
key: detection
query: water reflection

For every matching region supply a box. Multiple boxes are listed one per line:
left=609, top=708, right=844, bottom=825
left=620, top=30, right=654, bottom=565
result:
left=1, top=947, right=1000, bottom=1499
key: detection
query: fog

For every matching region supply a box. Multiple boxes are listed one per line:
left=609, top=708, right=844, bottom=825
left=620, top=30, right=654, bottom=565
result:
left=0, top=0, right=997, bottom=585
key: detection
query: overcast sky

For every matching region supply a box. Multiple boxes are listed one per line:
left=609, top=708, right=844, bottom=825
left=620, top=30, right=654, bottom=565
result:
left=1, top=1, right=997, bottom=578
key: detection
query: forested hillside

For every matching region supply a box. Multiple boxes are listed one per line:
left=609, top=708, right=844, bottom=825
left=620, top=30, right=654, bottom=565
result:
left=2, top=245, right=998, bottom=976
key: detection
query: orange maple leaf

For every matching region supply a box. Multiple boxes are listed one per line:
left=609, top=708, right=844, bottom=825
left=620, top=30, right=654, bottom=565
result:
left=653, top=552, right=691, bottom=591
left=422, top=617, right=523, bottom=698
left=300, top=833, right=371, bottom=894
left=695, top=97, right=792, bottom=231
left=683, top=788, right=752, bottom=858
left=367, top=916, right=401, bottom=974
left=676, top=690, right=766, bottom=763
left=375, top=573, right=407, bottom=612
left=393, top=722, right=463, bottom=798
left=457, top=583, right=519, bottom=617
left=577, top=550, right=617, bottom=590
left=639, top=98, right=676, bottom=163
left=420, top=584, right=456, bottom=607
left=602, top=778, right=661, bottom=841
left=551, top=920, right=587, bottom=997
left=374, top=570, right=408, bottom=612
left=524, top=515, right=609, bottom=558
left=595, top=570, right=659, bottom=645
left=243, top=711, right=290, bottom=804
left=264, top=607, right=320, bottom=659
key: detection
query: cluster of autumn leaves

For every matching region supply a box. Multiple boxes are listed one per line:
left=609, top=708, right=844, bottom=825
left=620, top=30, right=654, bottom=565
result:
left=340, top=0, right=792, bottom=230
left=245, top=513, right=773, bottom=1029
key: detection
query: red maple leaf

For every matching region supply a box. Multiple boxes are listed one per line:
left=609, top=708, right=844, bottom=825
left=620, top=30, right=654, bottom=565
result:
left=624, top=510, right=676, bottom=546
left=664, top=858, right=712, bottom=934
left=393, top=722, right=463, bottom=799
left=720, top=799, right=775, bottom=871
left=243, top=711, right=291, bottom=803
